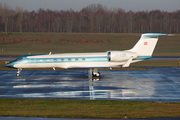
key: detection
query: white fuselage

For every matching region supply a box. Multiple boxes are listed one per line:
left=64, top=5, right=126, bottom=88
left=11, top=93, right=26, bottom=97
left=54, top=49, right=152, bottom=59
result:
left=10, top=51, right=139, bottom=69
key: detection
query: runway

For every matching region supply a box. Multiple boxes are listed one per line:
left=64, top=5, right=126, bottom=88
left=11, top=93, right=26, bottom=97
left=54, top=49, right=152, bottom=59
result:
left=0, top=67, right=180, bottom=102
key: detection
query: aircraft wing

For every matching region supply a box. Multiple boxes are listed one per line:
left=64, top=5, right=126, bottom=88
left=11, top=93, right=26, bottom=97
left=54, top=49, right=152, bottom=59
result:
left=122, top=56, right=133, bottom=67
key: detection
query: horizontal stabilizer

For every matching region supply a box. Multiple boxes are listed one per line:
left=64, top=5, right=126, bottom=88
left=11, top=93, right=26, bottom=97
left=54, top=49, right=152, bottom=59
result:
left=167, top=34, right=175, bottom=36
left=122, top=56, right=133, bottom=67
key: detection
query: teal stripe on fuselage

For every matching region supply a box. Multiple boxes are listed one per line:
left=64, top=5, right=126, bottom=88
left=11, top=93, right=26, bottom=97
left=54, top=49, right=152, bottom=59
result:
left=12, top=56, right=151, bottom=65
left=25, top=56, right=108, bottom=64
left=133, top=56, right=152, bottom=61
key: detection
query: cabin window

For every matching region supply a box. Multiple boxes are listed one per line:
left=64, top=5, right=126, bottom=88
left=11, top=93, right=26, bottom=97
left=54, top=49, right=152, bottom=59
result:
left=75, top=58, right=78, bottom=61
left=82, top=58, right=86, bottom=61
left=54, top=59, right=57, bottom=62
left=61, top=59, right=64, bottom=62
left=68, top=58, right=71, bottom=61
left=39, top=59, right=43, bottom=62
left=46, top=59, right=50, bottom=62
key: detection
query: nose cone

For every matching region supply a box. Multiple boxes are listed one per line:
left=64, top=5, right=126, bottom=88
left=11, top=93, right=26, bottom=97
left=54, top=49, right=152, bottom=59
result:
left=5, top=63, right=12, bottom=68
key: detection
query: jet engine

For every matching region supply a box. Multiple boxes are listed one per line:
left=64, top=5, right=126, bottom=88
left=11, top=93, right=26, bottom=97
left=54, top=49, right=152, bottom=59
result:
left=107, top=51, right=138, bottom=62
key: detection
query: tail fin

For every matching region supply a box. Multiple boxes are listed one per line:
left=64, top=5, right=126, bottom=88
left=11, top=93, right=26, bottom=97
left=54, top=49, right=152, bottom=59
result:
left=129, top=33, right=167, bottom=56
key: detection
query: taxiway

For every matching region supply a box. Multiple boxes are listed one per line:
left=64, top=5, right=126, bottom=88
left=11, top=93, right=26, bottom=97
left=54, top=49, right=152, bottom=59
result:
left=0, top=67, right=180, bottom=102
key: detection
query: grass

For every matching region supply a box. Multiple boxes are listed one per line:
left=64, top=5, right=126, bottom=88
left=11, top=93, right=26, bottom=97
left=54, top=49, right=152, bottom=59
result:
left=0, top=99, right=180, bottom=118
left=0, top=33, right=180, bottom=56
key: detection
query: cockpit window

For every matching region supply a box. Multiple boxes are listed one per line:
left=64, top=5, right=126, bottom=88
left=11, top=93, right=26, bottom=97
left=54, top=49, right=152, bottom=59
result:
left=9, top=56, right=23, bottom=63
left=18, top=57, right=23, bottom=61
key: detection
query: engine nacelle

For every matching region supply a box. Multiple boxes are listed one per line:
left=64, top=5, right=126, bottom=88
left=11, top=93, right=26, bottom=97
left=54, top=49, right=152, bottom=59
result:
left=107, top=51, right=137, bottom=62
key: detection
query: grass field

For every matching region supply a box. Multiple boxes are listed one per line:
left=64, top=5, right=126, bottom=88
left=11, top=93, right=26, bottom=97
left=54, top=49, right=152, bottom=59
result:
left=0, top=33, right=180, bottom=56
left=0, top=99, right=180, bottom=119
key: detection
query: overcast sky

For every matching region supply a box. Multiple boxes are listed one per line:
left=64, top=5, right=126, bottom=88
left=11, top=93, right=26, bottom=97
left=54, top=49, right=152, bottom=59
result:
left=1, top=0, right=180, bottom=12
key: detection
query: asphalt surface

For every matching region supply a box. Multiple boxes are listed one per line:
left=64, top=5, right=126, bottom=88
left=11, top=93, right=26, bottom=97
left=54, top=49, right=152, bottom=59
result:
left=0, top=67, right=180, bottom=102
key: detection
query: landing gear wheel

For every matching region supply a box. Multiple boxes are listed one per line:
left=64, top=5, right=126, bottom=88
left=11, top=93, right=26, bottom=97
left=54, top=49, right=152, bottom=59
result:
left=16, top=68, right=22, bottom=77
left=17, top=73, right=20, bottom=77
left=89, top=68, right=101, bottom=78
left=93, top=72, right=100, bottom=77
left=98, top=72, right=100, bottom=76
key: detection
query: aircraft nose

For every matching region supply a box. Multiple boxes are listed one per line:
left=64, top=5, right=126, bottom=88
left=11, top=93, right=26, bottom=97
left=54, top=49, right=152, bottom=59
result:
left=5, top=63, right=12, bottom=68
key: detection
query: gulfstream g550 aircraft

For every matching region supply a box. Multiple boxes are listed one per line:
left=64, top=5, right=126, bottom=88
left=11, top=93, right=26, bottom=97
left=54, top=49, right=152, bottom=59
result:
left=5, top=33, right=169, bottom=77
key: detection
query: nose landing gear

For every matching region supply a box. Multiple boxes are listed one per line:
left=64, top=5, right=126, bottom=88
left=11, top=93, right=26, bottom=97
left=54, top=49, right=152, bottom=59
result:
left=17, top=68, right=22, bottom=77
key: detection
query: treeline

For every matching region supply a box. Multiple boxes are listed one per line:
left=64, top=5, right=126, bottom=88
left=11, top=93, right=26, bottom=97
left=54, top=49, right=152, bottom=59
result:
left=0, top=3, right=180, bottom=33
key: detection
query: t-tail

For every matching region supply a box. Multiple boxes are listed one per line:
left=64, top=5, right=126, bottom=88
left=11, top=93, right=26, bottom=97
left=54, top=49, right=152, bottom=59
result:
left=129, top=33, right=169, bottom=61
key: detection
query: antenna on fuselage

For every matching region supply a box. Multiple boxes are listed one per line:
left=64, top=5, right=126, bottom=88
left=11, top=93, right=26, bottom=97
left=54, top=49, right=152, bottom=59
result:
left=49, top=52, right=52, bottom=55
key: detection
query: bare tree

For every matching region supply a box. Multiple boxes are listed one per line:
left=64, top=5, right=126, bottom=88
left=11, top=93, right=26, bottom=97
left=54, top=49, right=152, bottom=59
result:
left=15, top=6, right=24, bottom=32
left=0, top=2, right=180, bottom=33
left=0, top=3, right=11, bottom=32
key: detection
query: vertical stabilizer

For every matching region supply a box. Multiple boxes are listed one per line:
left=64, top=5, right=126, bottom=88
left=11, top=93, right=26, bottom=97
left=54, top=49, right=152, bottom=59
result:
left=129, top=33, right=167, bottom=56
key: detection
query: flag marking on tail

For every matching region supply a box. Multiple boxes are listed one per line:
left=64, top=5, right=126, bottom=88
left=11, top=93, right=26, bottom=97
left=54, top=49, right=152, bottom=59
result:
left=144, top=42, right=147, bottom=45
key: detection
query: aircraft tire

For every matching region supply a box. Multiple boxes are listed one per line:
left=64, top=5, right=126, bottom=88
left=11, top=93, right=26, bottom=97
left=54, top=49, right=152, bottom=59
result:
left=92, top=72, right=100, bottom=77
left=17, top=73, right=20, bottom=77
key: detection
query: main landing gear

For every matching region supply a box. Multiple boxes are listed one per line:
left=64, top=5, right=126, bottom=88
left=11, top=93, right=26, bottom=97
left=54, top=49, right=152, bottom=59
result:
left=17, top=68, right=22, bottom=77
left=89, top=68, right=100, bottom=77
left=89, top=68, right=100, bottom=81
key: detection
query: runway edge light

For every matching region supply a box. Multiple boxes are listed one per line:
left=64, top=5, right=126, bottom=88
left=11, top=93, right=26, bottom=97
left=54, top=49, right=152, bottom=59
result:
left=124, top=114, right=127, bottom=118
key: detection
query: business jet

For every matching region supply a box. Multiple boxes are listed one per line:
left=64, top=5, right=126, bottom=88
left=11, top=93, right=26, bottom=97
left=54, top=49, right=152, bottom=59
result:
left=5, top=33, right=170, bottom=77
